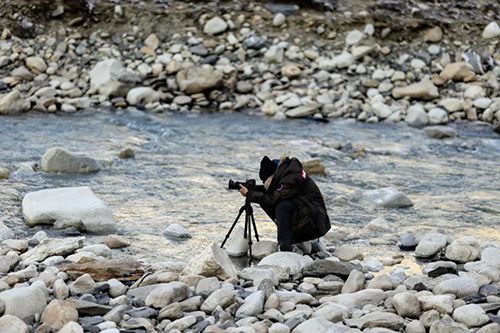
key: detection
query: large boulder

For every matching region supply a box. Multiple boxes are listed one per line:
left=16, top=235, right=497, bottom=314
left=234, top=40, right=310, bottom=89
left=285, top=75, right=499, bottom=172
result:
left=183, top=243, right=237, bottom=280
left=41, top=148, right=100, bottom=174
left=176, top=66, right=223, bottom=94
left=353, top=187, right=413, bottom=208
left=392, top=80, right=439, bottom=100
left=20, top=237, right=84, bottom=263
left=0, top=285, right=47, bottom=319
left=0, top=90, right=30, bottom=115
left=89, top=59, right=139, bottom=97
left=259, top=252, right=313, bottom=276
left=22, top=187, right=117, bottom=234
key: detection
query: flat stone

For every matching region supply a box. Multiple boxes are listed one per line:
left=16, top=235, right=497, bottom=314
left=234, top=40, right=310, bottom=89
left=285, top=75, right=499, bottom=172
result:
left=251, top=241, right=278, bottom=260
left=285, top=104, right=323, bottom=118
left=58, top=258, right=146, bottom=282
left=20, top=237, right=84, bottom=263
left=333, top=245, right=364, bottom=261
left=392, top=80, right=439, bottom=100
left=22, top=187, right=116, bottom=233
left=41, top=148, right=100, bottom=174
left=145, top=282, right=190, bottom=308
left=321, top=289, right=386, bottom=308
left=345, top=312, right=405, bottom=330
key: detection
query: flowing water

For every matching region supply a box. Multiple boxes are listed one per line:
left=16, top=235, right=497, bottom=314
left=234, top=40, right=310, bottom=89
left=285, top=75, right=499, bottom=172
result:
left=1, top=110, right=500, bottom=264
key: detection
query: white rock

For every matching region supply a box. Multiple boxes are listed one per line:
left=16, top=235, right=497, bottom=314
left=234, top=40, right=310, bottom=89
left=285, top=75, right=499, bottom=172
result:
left=415, top=232, right=448, bottom=258
left=236, top=291, right=265, bottom=317
left=0, top=315, right=30, bottom=333
left=439, top=98, right=463, bottom=112
left=453, top=304, right=489, bottom=327
left=433, top=277, right=478, bottom=298
left=41, top=148, right=100, bottom=174
left=145, top=282, right=190, bottom=308
left=203, top=17, right=228, bottom=35
left=392, top=292, right=420, bottom=318
left=0, top=285, right=47, bottom=319
left=163, top=224, right=192, bottom=239
left=483, top=22, right=500, bottom=39
left=473, top=98, right=492, bottom=109
left=89, top=59, right=138, bottom=97
left=57, top=322, right=84, bottom=333
left=464, top=85, right=485, bottom=100
left=0, top=90, right=29, bottom=115
left=265, top=46, right=284, bottom=64
left=321, top=289, right=385, bottom=308
left=418, top=295, right=454, bottom=314
left=0, top=222, right=14, bottom=241
left=126, top=87, right=160, bottom=106
left=183, top=243, right=237, bottom=280
left=428, top=108, right=448, bottom=125
left=293, top=317, right=334, bottom=333
left=21, top=237, right=84, bottom=263
left=273, top=13, right=286, bottom=27
left=334, top=53, right=355, bottom=68
left=201, top=288, right=234, bottom=312
left=411, top=59, right=426, bottom=69
left=372, top=102, right=393, bottom=119
left=69, top=274, right=96, bottom=295
left=259, top=252, right=313, bottom=275
left=346, top=30, right=364, bottom=45
left=26, top=56, right=47, bottom=73
left=355, top=187, right=413, bottom=208
left=22, top=187, right=117, bottom=233
left=224, top=226, right=249, bottom=257
left=77, top=244, right=112, bottom=258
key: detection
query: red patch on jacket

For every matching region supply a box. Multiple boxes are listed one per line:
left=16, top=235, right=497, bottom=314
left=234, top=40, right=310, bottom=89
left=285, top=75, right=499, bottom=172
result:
left=302, top=170, right=307, bottom=179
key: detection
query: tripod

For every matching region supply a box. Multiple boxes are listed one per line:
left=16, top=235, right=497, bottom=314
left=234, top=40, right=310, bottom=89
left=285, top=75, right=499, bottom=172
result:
left=221, top=199, right=260, bottom=265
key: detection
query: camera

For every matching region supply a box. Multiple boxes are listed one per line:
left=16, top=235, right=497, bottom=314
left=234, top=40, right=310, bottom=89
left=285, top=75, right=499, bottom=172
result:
left=228, top=179, right=265, bottom=192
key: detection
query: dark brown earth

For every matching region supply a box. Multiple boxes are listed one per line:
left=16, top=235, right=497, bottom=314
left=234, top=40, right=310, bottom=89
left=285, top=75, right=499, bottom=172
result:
left=1, top=0, right=500, bottom=44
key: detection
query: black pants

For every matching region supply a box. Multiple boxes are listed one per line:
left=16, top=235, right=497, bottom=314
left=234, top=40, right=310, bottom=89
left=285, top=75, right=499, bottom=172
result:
left=259, top=200, right=296, bottom=251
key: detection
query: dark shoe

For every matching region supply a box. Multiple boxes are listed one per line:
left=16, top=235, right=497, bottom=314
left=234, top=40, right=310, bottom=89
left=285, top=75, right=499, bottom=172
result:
left=279, top=243, right=292, bottom=252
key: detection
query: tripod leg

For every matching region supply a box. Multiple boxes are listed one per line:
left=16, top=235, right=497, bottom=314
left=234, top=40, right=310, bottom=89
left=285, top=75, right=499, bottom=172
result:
left=250, top=213, right=260, bottom=243
left=221, top=205, right=245, bottom=248
left=246, top=211, right=253, bottom=265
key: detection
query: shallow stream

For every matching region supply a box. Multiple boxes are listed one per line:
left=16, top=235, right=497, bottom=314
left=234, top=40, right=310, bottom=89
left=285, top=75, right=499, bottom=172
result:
left=1, top=110, right=500, bottom=264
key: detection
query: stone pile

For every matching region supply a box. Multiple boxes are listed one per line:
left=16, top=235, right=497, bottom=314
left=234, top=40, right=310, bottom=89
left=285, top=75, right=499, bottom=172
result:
left=0, top=209, right=499, bottom=333
left=0, top=7, right=499, bottom=134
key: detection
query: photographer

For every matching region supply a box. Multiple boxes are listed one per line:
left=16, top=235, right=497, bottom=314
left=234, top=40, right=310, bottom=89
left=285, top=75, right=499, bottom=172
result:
left=239, top=155, right=331, bottom=252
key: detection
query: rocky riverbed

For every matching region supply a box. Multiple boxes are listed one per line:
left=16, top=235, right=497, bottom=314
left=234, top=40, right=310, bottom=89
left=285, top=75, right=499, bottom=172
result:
left=1, top=1, right=500, bottom=333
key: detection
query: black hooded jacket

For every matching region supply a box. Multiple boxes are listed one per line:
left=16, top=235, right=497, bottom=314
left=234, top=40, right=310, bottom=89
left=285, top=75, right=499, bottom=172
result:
left=247, top=156, right=331, bottom=244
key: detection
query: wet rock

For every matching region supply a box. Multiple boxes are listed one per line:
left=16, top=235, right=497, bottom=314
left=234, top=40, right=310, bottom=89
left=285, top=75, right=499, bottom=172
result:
left=0, top=90, right=29, bottom=115
left=425, top=126, right=457, bottom=139
left=0, top=285, right=47, bottom=319
left=259, top=252, right=313, bottom=276
left=393, top=292, right=420, bottom=318
left=345, top=312, right=405, bottom=330
left=21, top=237, right=84, bottom=263
left=41, top=148, right=100, bottom=174
left=89, top=59, right=138, bottom=97
left=433, top=277, right=479, bottom=298
left=453, top=304, right=489, bottom=327
left=302, top=158, right=326, bottom=176
left=441, top=62, right=472, bottom=81
left=176, top=67, right=223, bottom=94
left=103, top=235, right=130, bottom=248
left=22, top=187, right=116, bottom=233
left=0, top=315, right=29, bottom=333
left=41, top=300, right=79, bottom=331
left=392, top=80, right=439, bottom=100
left=354, top=187, right=413, bottom=208
left=118, top=148, right=135, bottom=159
left=405, top=104, right=429, bottom=127
left=415, top=232, right=448, bottom=258
left=183, top=242, right=237, bottom=280
left=145, top=282, right=190, bottom=308
left=321, top=289, right=386, bottom=308
left=365, top=217, right=391, bottom=232
left=126, top=87, right=160, bottom=106
left=483, top=22, right=500, bottom=39
left=285, top=104, right=322, bottom=118
left=203, top=17, right=228, bottom=35
left=163, top=224, right=192, bottom=239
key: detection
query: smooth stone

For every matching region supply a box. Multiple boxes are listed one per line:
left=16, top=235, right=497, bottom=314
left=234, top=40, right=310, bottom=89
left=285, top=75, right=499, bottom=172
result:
left=183, top=243, right=237, bottom=280
left=259, top=252, right=313, bottom=276
left=392, top=80, right=439, bottom=100
left=418, top=295, right=454, bottom=314
left=453, top=304, right=489, bottom=327
left=40, top=299, right=79, bottom=331
left=203, top=17, right=228, bottom=35
left=405, top=105, right=429, bottom=127
left=393, top=292, right=420, bottom=318
left=354, top=187, right=413, bottom=208
left=483, top=22, right=500, bottom=39
left=345, top=312, right=405, bottom=330
left=163, top=224, right=192, bottom=239
left=425, top=126, right=457, bottom=139
left=415, top=232, right=448, bottom=258
left=126, top=87, right=160, bottom=106
left=342, top=270, right=365, bottom=294
left=144, top=282, right=190, bottom=308
left=22, top=187, right=116, bottom=234
left=429, top=320, right=469, bottom=333
left=0, top=285, right=47, bottom=319
left=176, top=67, right=223, bottom=94
left=89, top=59, right=138, bottom=97
left=0, top=315, right=30, bottom=333
left=236, top=291, right=265, bottom=318
left=321, top=289, right=386, bottom=308
left=201, top=288, right=235, bottom=313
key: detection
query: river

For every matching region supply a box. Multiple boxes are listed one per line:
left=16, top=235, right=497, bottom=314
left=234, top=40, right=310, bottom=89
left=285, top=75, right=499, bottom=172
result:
left=1, top=110, right=500, bottom=264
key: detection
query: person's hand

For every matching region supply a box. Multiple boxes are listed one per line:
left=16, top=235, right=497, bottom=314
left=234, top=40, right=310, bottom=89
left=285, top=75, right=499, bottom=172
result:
left=239, top=185, right=248, bottom=197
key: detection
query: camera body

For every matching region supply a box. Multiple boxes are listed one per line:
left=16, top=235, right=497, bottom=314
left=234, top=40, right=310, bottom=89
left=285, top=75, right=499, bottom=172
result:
left=228, top=179, right=265, bottom=192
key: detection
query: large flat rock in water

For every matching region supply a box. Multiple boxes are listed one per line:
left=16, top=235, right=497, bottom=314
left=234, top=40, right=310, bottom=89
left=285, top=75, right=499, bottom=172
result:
left=22, top=187, right=117, bottom=234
